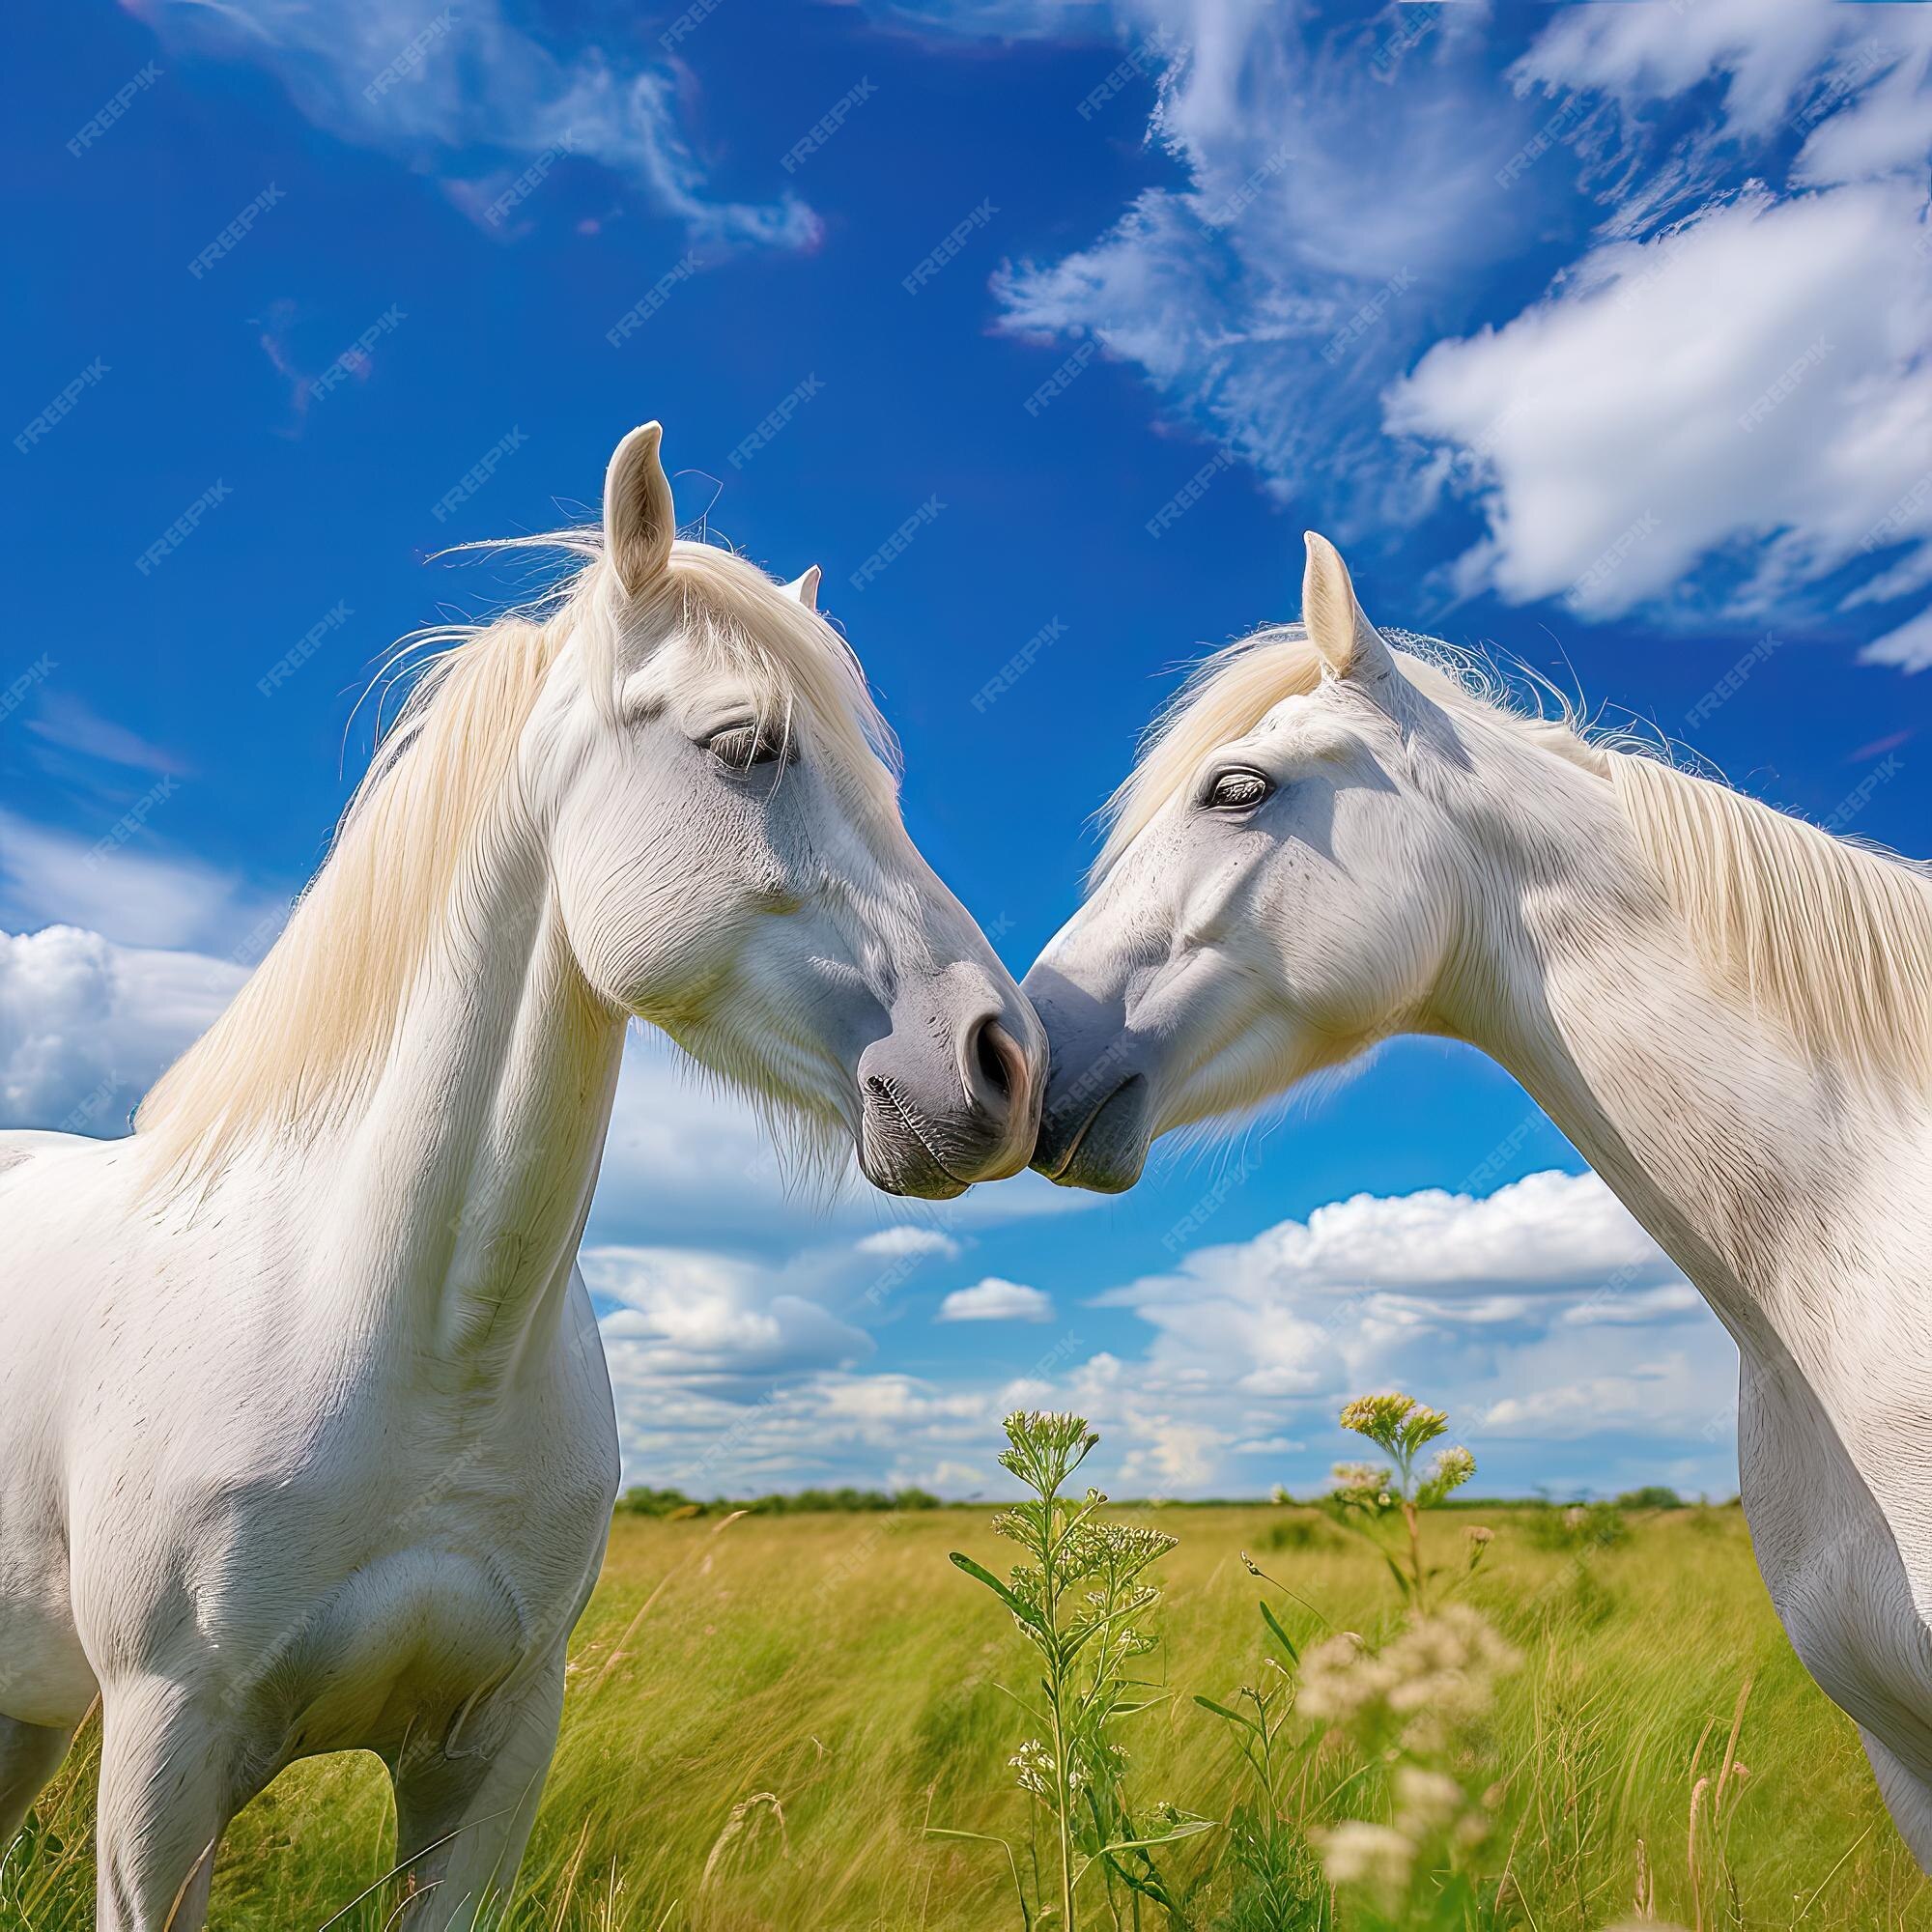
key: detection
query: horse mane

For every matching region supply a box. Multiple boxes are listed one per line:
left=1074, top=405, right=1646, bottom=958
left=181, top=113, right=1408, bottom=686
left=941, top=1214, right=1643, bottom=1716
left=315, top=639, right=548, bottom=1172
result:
left=135, top=533, right=896, bottom=1178
left=1103, top=623, right=1932, bottom=1096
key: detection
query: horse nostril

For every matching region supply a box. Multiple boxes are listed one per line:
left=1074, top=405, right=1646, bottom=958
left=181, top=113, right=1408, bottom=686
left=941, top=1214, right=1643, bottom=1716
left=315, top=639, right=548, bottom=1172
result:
left=966, top=1015, right=1032, bottom=1123
left=976, top=1023, right=1011, bottom=1102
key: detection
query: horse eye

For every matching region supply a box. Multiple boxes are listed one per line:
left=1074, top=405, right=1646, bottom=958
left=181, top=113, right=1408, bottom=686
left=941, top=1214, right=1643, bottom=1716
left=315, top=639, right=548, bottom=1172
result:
left=708, top=724, right=787, bottom=773
left=1207, top=768, right=1273, bottom=811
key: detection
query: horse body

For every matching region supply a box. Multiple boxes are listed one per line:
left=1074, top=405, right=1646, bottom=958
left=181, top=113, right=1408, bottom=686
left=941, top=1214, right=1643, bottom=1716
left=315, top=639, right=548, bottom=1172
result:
left=1463, top=729, right=1932, bottom=1827
left=0, top=423, right=1044, bottom=1927
left=1025, top=531, right=1932, bottom=1862
left=0, top=1110, right=619, bottom=1892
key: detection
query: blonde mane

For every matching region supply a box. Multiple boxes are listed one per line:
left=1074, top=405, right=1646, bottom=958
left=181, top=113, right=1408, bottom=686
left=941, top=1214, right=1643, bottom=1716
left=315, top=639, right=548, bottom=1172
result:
left=1103, top=624, right=1932, bottom=1096
left=135, top=535, right=896, bottom=1176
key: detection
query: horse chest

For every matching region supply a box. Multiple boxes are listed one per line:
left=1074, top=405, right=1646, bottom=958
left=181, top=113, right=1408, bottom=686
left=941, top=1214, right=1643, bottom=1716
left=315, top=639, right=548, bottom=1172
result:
left=1741, top=1357, right=1932, bottom=1760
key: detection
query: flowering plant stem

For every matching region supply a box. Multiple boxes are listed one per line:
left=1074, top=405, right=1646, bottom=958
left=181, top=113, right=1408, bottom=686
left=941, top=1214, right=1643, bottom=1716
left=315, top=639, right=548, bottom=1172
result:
left=937, top=1411, right=1209, bottom=1930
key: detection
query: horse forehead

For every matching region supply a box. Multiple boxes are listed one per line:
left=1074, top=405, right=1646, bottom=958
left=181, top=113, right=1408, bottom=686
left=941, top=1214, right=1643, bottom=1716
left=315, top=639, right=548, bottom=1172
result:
left=1249, top=688, right=1359, bottom=756
left=616, top=643, right=757, bottom=724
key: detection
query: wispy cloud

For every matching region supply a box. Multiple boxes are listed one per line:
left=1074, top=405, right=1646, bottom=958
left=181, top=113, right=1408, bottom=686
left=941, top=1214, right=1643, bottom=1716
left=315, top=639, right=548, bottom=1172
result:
left=25, top=691, right=188, bottom=776
left=131, top=0, right=819, bottom=251
left=0, top=810, right=281, bottom=953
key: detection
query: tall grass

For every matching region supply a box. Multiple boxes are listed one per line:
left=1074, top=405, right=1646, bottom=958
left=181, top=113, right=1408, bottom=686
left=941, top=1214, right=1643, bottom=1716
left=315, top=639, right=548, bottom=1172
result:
left=1, top=1499, right=1924, bottom=1928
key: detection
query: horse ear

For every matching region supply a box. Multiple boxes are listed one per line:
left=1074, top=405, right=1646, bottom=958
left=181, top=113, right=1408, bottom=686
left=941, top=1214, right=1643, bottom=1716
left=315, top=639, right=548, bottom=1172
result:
left=784, top=566, right=820, bottom=611
left=605, top=422, right=676, bottom=596
left=1302, top=531, right=1399, bottom=689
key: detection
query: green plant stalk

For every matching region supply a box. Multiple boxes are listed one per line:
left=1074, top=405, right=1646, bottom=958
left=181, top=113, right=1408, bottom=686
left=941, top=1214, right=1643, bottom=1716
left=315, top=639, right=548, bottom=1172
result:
left=1402, top=1494, right=1425, bottom=1613
left=1044, top=1506, right=1075, bottom=1932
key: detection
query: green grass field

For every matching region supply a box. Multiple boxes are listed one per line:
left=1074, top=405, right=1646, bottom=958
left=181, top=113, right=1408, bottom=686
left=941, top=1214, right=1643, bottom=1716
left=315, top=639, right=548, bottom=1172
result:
left=4, top=1503, right=1926, bottom=1930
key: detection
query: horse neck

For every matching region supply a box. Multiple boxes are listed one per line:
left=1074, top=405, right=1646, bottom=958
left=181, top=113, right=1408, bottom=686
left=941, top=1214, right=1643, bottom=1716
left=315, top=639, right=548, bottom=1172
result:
left=319, top=816, right=626, bottom=1381
left=1435, top=736, right=1906, bottom=1368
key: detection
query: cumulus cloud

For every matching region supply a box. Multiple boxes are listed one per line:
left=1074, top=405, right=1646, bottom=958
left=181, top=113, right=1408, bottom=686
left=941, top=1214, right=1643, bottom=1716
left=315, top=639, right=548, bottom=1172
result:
left=856, top=1227, right=963, bottom=1260
left=1391, top=4, right=1932, bottom=636
left=138, top=0, right=817, bottom=250
left=0, top=923, right=245, bottom=1131
left=1037, top=1168, right=1732, bottom=1492
left=1096, top=1169, right=1670, bottom=1306
left=937, top=1276, right=1055, bottom=1322
left=585, top=1245, right=873, bottom=1380
left=1389, top=182, right=1932, bottom=630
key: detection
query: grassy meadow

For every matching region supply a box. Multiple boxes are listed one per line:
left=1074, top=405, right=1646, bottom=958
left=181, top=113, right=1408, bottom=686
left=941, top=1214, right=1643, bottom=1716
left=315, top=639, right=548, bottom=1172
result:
left=3, top=1501, right=1926, bottom=1931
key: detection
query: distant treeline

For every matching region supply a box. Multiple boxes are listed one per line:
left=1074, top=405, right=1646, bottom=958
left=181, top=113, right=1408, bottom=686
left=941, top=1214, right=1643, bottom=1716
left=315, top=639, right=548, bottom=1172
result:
left=615, top=1485, right=950, bottom=1518
left=613, top=1483, right=1710, bottom=1519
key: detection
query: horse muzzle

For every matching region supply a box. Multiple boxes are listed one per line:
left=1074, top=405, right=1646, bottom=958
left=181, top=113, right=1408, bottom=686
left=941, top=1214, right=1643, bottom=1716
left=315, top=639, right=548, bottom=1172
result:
left=856, top=1004, right=1045, bottom=1198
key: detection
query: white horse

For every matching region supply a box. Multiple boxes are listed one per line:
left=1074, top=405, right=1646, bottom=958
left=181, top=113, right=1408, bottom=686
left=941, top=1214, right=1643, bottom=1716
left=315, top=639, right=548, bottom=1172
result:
left=1025, top=531, right=1932, bottom=1864
left=0, top=421, right=1044, bottom=1928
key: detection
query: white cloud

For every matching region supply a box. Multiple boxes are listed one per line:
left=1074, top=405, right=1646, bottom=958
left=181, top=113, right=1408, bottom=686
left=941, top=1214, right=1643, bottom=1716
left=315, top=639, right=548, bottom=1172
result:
left=0, top=923, right=245, bottom=1131
left=1510, top=0, right=1845, bottom=140
left=586, top=1244, right=872, bottom=1379
left=856, top=1227, right=962, bottom=1260
left=1098, top=1169, right=1669, bottom=1305
left=142, top=0, right=816, bottom=250
left=1387, top=181, right=1932, bottom=625
left=0, top=810, right=284, bottom=955
left=1480, top=1350, right=1729, bottom=1442
left=937, top=1276, right=1055, bottom=1322
left=25, top=694, right=186, bottom=776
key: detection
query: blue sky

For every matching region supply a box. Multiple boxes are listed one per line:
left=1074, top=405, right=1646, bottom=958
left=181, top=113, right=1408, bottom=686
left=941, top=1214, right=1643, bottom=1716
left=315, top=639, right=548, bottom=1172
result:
left=5, top=0, right=1930, bottom=1501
